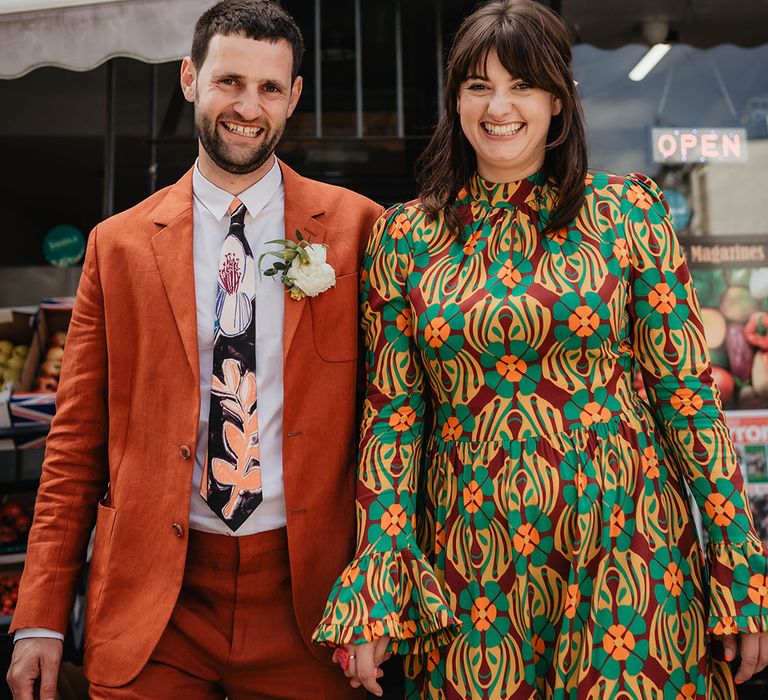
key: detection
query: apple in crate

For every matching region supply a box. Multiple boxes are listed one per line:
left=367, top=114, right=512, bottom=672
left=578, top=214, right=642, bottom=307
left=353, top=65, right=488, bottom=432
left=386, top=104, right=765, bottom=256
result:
left=40, top=359, right=62, bottom=378
left=4, top=356, right=23, bottom=381
left=49, top=332, right=67, bottom=348
left=34, top=376, right=59, bottom=392
left=5, top=355, right=24, bottom=372
left=45, top=347, right=65, bottom=361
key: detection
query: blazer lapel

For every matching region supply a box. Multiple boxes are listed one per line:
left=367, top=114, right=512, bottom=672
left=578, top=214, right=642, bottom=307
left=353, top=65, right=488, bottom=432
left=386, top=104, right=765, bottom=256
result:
left=280, top=160, right=327, bottom=360
left=148, top=162, right=324, bottom=376
left=150, top=168, right=200, bottom=384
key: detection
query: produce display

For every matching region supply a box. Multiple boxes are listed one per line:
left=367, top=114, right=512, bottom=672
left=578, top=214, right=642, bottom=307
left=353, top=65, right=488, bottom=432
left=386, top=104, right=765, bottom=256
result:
left=32, top=331, right=66, bottom=392
left=690, top=267, right=768, bottom=409
left=0, top=499, right=33, bottom=552
left=0, top=572, right=20, bottom=617
left=0, top=341, right=29, bottom=392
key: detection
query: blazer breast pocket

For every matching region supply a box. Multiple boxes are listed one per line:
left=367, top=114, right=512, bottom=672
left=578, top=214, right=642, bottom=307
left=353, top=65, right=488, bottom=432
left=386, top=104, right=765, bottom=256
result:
left=309, top=272, right=359, bottom=363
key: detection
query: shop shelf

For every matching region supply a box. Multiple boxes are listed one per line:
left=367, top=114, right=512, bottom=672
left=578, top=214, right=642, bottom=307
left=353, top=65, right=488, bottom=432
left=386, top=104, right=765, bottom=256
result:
left=0, top=478, right=40, bottom=493
left=0, top=552, right=25, bottom=565
left=0, top=424, right=49, bottom=440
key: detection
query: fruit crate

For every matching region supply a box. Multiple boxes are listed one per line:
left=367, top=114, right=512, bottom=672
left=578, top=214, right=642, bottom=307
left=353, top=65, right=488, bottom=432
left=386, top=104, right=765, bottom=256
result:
left=0, top=565, right=22, bottom=627
left=0, top=307, right=36, bottom=429
left=0, top=492, right=34, bottom=563
left=9, top=301, right=72, bottom=428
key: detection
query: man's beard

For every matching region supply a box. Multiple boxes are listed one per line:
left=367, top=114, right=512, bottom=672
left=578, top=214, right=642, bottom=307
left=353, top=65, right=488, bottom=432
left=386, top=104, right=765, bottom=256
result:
left=197, top=114, right=284, bottom=175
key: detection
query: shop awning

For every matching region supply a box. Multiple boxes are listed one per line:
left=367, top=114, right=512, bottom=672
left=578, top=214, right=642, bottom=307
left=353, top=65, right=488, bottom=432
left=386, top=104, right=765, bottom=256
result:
left=0, top=0, right=211, bottom=79
left=565, top=0, right=767, bottom=49
left=2, top=0, right=765, bottom=81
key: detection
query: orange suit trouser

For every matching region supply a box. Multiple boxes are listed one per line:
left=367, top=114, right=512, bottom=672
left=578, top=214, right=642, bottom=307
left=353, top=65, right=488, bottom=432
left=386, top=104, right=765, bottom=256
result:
left=89, top=527, right=361, bottom=700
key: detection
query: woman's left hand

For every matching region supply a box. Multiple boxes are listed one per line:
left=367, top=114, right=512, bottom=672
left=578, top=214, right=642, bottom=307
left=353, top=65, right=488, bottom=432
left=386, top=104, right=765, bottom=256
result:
left=717, top=632, right=768, bottom=683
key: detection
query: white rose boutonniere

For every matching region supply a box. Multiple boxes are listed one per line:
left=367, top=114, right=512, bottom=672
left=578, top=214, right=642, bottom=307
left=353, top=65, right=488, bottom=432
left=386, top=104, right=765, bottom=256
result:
left=259, top=230, right=336, bottom=300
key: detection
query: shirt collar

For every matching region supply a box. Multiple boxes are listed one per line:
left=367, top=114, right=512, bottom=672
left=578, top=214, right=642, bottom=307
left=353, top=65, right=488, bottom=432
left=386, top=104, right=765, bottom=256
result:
left=192, top=157, right=283, bottom=222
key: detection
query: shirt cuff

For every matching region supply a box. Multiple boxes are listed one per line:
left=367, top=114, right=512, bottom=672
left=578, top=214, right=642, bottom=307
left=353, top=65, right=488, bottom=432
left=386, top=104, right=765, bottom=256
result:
left=13, top=628, right=65, bottom=643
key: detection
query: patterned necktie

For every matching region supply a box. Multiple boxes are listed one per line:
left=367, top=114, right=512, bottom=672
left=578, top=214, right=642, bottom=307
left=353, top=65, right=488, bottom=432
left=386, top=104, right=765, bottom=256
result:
left=202, top=198, right=262, bottom=531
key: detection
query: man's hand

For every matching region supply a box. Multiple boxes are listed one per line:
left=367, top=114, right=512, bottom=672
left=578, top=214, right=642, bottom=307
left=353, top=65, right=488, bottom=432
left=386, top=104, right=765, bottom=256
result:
left=6, top=638, right=63, bottom=700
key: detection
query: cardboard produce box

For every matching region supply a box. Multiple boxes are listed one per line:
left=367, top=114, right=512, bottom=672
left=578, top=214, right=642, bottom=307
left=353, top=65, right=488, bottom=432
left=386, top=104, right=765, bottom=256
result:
left=0, top=432, right=46, bottom=482
left=10, top=299, right=73, bottom=428
left=0, top=308, right=37, bottom=429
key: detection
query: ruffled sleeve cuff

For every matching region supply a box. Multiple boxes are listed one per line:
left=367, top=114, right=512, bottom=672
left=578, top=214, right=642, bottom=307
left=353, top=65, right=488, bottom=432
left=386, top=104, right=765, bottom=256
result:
left=707, top=534, right=768, bottom=635
left=312, top=544, right=459, bottom=654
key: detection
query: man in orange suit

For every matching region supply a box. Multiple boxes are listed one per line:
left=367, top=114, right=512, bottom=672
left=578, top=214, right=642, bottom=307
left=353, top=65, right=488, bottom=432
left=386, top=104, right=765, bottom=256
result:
left=7, top=1, right=382, bottom=697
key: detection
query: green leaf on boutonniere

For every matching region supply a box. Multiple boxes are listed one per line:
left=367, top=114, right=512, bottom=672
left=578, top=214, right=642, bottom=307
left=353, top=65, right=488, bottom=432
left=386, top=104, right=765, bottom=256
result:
left=258, top=243, right=295, bottom=272
left=268, top=250, right=295, bottom=260
left=265, top=238, right=300, bottom=250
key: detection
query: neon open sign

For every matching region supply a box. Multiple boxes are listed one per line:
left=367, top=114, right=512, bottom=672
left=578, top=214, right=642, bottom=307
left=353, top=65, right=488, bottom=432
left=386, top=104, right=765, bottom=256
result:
left=651, top=128, right=748, bottom=164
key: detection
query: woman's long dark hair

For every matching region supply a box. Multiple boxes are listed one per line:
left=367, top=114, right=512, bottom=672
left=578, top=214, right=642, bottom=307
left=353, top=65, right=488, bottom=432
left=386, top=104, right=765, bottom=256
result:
left=416, top=0, right=588, bottom=235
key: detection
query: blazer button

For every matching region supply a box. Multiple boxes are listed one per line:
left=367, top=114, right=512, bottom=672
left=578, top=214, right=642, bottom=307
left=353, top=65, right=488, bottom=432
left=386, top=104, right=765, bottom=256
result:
left=172, top=522, right=184, bottom=538
left=179, top=445, right=191, bottom=460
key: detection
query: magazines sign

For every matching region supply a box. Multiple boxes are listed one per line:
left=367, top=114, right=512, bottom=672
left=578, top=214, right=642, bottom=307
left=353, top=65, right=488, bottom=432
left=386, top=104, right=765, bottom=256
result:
left=679, top=235, right=768, bottom=413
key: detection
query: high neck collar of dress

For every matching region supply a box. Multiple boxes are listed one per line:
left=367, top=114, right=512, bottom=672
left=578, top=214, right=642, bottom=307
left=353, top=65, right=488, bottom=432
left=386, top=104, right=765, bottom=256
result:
left=468, top=168, right=547, bottom=208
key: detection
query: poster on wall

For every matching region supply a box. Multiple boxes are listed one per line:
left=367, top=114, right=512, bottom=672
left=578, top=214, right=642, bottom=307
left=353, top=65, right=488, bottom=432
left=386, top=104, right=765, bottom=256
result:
left=678, top=236, right=768, bottom=546
left=681, top=236, right=768, bottom=413
left=726, top=410, right=768, bottom=546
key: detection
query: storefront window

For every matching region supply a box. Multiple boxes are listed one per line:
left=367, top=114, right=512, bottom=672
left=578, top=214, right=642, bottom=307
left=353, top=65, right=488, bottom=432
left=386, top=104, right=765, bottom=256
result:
left=575, top=43, right=768, bottom=184
left=0, top=58, right=196, bottom=269
left=0, top=65, right=105, bottom=266
left=576, top=40, right=768, bottom=518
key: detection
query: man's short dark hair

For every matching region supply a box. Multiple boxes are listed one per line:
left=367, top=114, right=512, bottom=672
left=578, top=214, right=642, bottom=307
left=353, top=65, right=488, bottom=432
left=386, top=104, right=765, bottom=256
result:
left=191, top=0, right=305, bottom=81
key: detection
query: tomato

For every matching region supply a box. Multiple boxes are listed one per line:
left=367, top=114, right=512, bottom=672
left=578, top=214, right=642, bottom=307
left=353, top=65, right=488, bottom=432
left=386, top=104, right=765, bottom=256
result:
left=2, top=502, right=23, bottom=520
left=14, top=514, right=31, bottom=531
left=711, top=366, right=735, bottom=405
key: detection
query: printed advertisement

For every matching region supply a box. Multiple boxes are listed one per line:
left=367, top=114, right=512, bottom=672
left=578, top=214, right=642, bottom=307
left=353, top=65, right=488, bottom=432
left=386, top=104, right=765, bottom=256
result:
left=726, top=410, right=768, bottom=545
left=681, top=236, right=768, bottom=412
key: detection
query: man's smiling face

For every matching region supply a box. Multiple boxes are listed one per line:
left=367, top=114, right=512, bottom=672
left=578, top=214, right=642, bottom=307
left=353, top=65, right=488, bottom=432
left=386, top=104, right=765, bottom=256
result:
left=181, top=33, right=302, bottom=178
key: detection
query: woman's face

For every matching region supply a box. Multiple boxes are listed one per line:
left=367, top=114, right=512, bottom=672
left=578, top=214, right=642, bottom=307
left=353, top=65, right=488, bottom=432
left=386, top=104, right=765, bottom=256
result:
left=457, top=49, right=562, bottom=182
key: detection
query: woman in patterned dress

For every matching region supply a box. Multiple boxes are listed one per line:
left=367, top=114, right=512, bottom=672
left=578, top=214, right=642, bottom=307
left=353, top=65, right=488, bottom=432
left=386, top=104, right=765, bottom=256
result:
left=312, top=1, right=768, bottom=697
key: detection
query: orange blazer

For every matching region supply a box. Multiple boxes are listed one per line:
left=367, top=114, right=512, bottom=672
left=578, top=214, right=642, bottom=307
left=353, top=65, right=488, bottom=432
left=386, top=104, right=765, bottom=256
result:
left=11, top=161, right=383, bottom=687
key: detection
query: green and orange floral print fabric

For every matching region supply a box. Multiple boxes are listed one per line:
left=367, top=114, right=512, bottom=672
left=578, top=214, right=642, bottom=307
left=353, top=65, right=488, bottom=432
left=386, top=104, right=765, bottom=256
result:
left=312, top=170, right=768, bottom=698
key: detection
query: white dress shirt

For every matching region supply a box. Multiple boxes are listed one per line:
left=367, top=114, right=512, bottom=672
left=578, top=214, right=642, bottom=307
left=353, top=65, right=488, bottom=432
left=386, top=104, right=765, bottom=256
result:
left=16, top=157, right=287, bottom=642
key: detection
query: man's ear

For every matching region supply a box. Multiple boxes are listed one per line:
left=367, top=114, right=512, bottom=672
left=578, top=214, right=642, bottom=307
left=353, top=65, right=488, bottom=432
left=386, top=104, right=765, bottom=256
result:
left=286, top=75, right=303, bottom=118
left=180, top=57, right=196, bottom=103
